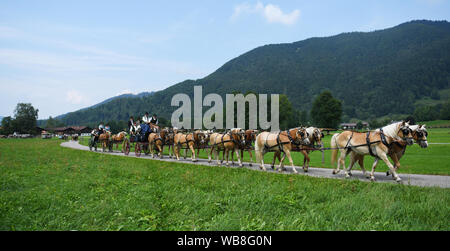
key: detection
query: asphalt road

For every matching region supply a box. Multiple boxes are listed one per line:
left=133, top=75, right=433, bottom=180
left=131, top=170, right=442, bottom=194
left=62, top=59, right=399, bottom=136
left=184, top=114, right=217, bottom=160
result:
left=61, top=141, right=450, bottom=188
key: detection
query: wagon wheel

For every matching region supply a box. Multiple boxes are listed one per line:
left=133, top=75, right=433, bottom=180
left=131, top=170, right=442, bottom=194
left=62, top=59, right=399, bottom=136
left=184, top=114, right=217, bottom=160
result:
left=123, top=140, right=130, bottom=155
left=135, top=143, right=141, bottom=157
left=108, top=141, right=113, bottom=152
left=144, top=143, right=150, bottom=155
left=89, top=138, right=93, bottom=151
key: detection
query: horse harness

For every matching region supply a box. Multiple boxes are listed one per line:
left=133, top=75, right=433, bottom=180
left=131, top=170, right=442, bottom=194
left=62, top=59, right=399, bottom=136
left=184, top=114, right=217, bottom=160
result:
left=153, top=132, right=167, bottom=145
left=342, top=130, right=390, bottom=157
left=177, top=133, right=196, bottom=147
left=263, top=130, right=302, bottom=153
left=213, top=131, right=241, bottom=148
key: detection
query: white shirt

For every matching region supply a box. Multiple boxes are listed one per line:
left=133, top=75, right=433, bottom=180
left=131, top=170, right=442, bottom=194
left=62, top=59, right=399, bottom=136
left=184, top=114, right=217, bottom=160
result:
left=135, top=124, right=141, bottom=134
left=142, top=115, right=151, bottom=123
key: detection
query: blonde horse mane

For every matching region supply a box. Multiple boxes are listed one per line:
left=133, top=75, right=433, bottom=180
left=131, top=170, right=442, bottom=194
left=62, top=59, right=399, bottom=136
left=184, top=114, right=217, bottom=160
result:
left=377, top=121, right=408, bottom=140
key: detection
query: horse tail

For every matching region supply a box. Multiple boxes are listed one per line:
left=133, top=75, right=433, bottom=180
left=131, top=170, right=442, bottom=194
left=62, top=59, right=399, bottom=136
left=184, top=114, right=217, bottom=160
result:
left=330, top=134, right=339, bottom=166
left=254, top=134, right=262, bottom=163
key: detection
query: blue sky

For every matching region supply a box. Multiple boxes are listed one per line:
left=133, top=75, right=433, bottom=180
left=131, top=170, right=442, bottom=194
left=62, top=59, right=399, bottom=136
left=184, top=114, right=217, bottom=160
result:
left=1, top=0, right=449, bottom=119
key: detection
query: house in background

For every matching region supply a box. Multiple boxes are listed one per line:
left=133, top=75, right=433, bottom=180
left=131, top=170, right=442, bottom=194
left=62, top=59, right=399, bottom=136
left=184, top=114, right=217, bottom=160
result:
left=47, top=126, right=92, bottom=136
left=340, top=122, right=369, bottom=130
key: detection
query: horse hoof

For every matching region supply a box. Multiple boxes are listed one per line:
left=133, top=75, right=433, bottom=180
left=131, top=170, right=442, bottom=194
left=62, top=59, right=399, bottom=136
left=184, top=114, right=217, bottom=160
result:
left=249, top=163, right=252, bottom=166
left=386, top=171, right=390, bottom=176
left=348, top=172, right=353, bottom=177
left=395, top=177, right=402, bottom=183
left=239, top=164, right=243, bottom=168
left=370, top=177, right=376, bottom=182
left=271, top=165, right=275, bottom=170
left=303, top=169, right=308, bottom=173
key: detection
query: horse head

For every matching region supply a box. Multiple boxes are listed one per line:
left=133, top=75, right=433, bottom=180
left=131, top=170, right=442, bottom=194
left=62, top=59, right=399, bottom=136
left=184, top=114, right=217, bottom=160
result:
left=398, top=121, right=414, bottom=145
left=295, top=127, right=310, bottom=145
left=119, top=131, right=127, bottom=139
left=413, top=124, right=428, bottom=148
left=245, top=129, right=258, bottom=143
left=193, top=130, right=205, bottom=145
left=313, top=128, right=324, bottom=146
left=228, top=128, right=244, bottom=145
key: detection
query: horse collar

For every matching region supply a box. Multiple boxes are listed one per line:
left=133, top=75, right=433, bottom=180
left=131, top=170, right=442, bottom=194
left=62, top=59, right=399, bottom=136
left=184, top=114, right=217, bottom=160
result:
left=379, top=129, right=391, bottom=148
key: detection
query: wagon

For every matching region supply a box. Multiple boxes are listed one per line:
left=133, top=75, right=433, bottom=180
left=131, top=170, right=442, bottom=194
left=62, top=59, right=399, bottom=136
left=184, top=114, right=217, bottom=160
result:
left=128, top=134, right=150, bottom=157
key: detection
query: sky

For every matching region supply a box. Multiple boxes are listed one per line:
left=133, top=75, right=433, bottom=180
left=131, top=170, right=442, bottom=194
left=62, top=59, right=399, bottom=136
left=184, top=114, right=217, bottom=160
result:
left=1, top=0, right=449, bottom=119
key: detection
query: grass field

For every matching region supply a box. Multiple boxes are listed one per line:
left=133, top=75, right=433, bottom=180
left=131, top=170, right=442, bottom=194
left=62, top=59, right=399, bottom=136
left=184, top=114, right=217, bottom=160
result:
left=80, top=128, right=450, bottom=175
left=0, top=138, right=449, bottom=230
left=419, top=120, right=450, bottom=128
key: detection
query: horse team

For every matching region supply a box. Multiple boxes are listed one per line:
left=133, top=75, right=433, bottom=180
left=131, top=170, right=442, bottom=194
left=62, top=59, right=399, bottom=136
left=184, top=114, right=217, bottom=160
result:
left=94, top=120, right=428, bottom=183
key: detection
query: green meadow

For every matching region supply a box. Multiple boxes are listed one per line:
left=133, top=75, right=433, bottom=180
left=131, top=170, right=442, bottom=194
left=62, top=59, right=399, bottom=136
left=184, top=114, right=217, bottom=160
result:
left=1, top=134, right=449, bottom=231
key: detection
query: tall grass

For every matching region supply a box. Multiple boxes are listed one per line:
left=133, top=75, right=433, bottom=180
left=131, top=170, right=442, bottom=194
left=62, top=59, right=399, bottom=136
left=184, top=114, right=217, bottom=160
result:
left=0, top=139, right=448, bottom=230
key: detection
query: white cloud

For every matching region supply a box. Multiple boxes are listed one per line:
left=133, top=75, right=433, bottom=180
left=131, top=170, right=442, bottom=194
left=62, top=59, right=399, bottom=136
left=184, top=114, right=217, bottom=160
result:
left=66, top=90, right=86, bottom=105
left=231, top=2, right=300, bottom=25
left=116, top=90, right=134, bottom=96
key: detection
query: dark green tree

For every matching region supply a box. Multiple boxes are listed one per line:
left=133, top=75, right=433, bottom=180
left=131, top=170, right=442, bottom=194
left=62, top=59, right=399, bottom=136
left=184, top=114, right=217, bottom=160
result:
left=13, top=103, right=39, bottom=134
left=356, top=121, right=363, bottom=130
left=440, top=101, right=450, bottom=120
left=1, top=116, right=15, bottom=135
left=298, top=110, right=309, bottom=126
left=279, top=94, right=296, bottom=130
left=311, top=91, right=342, bottom=128
left=413, top=105, right=439, bottom=122
left=45, top=116, right=65, bottom=128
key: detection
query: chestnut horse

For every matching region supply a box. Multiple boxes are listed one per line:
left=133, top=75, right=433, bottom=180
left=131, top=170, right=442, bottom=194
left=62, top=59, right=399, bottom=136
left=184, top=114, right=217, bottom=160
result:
left=174, top=130, right=207, bottom=162
left=208, top=128, right=246, bottom=167
left=165, top=128, right=175, bottom=158
left=148, top=128, right=169, bottom=158
left=350, top=124, right=428, bottom=178
left=182, top=130, right=213, bottom=159
left=254, top=127, right=310, bottom=173
left=99, top=131, right=112, bottom=152
left=111, top=131, right=128, bottom=152
left=271, top=127, right=323, bottom=172
left=228, top=129, right=259, bottom=166
left=330, top=121, right=413, bottom=182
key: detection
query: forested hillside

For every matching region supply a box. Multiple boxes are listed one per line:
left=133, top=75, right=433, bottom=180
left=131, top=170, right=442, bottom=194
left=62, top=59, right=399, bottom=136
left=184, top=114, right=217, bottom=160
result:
left=54, top=20, right=450, bottom=126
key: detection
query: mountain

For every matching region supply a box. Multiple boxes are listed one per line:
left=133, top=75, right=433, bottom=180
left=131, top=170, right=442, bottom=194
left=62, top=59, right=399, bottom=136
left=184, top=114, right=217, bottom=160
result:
left=55, top=20, right=450, bottom=126
left=37, top=92, right=154, bottom=126
left=55, top=91, right=154, bottom=120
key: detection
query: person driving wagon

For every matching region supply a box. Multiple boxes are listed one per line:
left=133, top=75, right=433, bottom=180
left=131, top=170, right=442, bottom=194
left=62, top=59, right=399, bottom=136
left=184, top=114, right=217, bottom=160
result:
left=95, top=123, right=105, bottom=143
left=150, top=114, right=158, bottom=126
left=89, top=122, right=104, bottom=151
left=142, top=112, right=151, bottom=125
